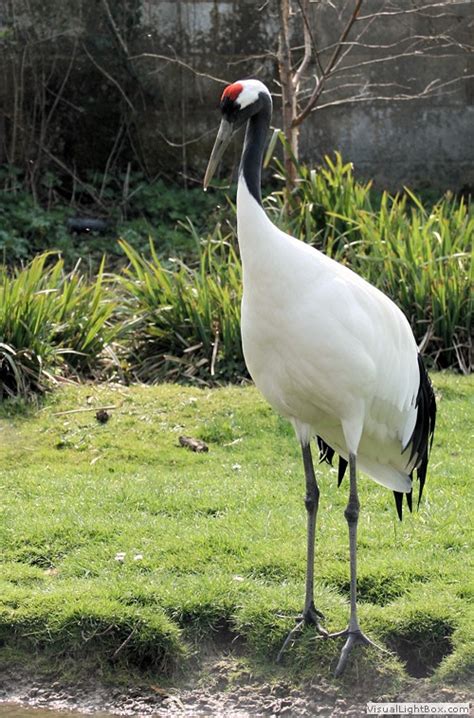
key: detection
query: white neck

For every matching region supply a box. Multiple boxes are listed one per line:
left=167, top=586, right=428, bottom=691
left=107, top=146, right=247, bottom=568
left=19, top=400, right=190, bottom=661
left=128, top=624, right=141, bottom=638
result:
left=236, top=174, right=277, bottom=273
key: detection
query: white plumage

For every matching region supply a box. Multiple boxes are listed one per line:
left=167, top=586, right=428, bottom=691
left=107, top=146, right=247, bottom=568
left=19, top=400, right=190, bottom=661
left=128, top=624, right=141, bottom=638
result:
left=204, top=78, right=436, bottom=675
left=238, top=176, right=419, bottom=492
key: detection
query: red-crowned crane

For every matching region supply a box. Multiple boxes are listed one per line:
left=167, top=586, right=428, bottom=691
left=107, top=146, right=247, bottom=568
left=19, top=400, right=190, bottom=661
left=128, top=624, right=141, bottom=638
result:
left=204, top=79, right=436, bottom=676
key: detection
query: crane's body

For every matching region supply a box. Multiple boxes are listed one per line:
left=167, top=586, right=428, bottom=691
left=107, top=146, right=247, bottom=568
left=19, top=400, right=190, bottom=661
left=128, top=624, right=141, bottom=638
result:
left=238, top=176, right=418, bottom=493
left=204, top=78, right=436, bottom=675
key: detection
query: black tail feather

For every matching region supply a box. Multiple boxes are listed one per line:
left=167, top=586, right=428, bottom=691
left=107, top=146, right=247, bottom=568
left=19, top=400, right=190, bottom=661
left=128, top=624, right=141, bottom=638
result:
left=408, top=354, right=437, bottom=507
left=394, top=355, right=436, bottom=518
left=392, top=488, right=414, bottom=521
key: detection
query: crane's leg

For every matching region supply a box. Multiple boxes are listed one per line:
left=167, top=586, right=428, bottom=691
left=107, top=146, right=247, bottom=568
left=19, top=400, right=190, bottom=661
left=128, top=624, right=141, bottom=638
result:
left=330, top=452, right=388, bottom=676
left=277, top=443, right=327, bottom=662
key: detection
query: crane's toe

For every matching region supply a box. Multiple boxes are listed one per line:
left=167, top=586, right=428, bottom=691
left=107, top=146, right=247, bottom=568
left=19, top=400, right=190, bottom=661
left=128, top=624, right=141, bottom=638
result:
left=276, top=602, right=328, bottom=663
left=303, top=599, right=326, bottom=626
left=331, top=628, right=390, bottom=677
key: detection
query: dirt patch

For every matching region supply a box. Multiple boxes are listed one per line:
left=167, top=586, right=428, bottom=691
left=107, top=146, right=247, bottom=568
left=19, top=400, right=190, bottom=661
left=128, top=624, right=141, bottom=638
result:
left=0, top=656, right=472, bottom=717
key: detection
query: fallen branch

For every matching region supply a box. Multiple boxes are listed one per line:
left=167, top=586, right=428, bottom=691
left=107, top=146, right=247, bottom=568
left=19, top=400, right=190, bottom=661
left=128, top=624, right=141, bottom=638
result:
left=179, top=436, right=209, bottom=453
left=52, top=405, right=117, bottom=417
left=110, top=628, right=136, bottom=662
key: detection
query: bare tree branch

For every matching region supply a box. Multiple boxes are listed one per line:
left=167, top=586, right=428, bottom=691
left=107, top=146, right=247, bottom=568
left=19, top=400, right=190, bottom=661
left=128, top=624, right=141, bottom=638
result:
left=100, top=0, right=129, bottom=56
left=329, top=48, right=469, bottom=78
left=293, top=0, right=363, bottom=127
left=82, top=43, right=136, bottom=114
left=131, top=52, right=228, bottom=86
left=328, top=35, right=473, bottom=53
left=313, top=74, right=474, bottom=112
left=278, top=0, right=299, bottom=184
left=154, top=125, right=219, bottom=149
left=293, top=0, right=313, bottom=92
left=358, top=3, right=464, bottom=21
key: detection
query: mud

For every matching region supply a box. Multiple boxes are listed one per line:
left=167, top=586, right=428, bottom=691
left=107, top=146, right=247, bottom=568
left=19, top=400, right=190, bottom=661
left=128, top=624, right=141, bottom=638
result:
left=0, top=660, right=472, bottom=717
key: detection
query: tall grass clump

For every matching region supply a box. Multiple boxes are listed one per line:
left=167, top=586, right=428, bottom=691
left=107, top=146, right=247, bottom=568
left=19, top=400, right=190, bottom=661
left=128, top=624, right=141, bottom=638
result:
left=341, top=191, right=473, bottom=372
left=50, top=257, right=120, bottom=375
left=0, top=254, right=60, bottom=396
left=0, top=254, right=118, bottom=397
left=118, top=225, right=244, bottom=384
left=267, top=151, right=472, bottom=373
left=266, top=151, right=375, bottom=249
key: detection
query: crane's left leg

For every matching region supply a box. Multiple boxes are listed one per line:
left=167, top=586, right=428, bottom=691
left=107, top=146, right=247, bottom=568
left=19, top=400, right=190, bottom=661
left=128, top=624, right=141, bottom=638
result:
left=277, top=442, right=327, bottom=662
left=331, top=452, right=388, bottom=676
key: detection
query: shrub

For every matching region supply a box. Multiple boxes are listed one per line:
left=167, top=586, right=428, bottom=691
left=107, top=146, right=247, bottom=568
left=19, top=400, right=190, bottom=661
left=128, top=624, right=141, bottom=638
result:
left=0, top=186, right=71, bottom=263
left=0, top=254, right=119, bottom=397
left=0, top=156, right=470, bottom=397
left=0, top=169, right=231, bottom=268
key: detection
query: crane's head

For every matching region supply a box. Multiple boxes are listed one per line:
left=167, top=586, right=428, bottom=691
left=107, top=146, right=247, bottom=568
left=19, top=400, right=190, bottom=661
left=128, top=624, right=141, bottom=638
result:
left=204, top=79, right=271, bottom=189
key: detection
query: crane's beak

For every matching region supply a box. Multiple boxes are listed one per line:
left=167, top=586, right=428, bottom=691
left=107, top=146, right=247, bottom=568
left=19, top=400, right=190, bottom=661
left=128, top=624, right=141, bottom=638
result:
left=203, top=118, right=233, bottom=190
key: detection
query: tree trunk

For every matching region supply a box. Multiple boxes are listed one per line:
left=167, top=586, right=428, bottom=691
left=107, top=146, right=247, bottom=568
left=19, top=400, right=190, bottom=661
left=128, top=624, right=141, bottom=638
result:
left=278, top=0, right=299, bottom=194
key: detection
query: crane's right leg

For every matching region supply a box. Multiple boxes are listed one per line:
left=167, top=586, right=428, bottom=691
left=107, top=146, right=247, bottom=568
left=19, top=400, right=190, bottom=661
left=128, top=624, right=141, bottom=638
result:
left=300, top=443, right=327, bottom=630
left=277, top=442, right=327, bottom=662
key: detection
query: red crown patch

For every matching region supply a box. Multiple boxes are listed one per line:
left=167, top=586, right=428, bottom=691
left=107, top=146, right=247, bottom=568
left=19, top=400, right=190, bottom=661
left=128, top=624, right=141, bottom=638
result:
left=221, top=82, right=244, bottom=102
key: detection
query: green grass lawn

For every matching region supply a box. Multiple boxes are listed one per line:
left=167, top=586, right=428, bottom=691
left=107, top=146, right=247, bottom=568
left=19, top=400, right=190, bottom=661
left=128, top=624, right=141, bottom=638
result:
left=0, top=373, right=472, bottom=689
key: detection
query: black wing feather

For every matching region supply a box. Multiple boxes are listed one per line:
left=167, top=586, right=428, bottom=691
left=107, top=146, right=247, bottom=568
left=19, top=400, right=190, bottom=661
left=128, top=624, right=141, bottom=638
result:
left=338, top=458, right=348, bottom=487
left=316, top=436, right=348, bottom=487
left=316, top=353, right=436, bottom=521
left=316, top=436, right=334, bottom=466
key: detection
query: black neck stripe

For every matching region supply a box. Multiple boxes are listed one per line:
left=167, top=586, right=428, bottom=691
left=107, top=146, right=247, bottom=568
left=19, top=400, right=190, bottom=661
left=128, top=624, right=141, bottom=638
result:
left=240, top=93, right=272, bottom=205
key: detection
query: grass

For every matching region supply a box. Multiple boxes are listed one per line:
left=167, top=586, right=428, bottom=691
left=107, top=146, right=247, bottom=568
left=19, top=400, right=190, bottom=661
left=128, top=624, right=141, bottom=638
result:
left=0, top=373, right=472, bottom=691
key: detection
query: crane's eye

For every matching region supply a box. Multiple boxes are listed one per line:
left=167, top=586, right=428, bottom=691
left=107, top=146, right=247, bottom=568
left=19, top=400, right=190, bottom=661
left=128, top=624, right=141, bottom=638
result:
left=220, top=96, right=240, bottom=120
left=219, top=82, right=245, bottom=121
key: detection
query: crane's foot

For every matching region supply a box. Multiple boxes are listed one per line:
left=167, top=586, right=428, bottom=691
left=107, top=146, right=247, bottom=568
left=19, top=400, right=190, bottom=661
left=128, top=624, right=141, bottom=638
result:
left=276, top=601, right=328, bottom=663
left=328, top=627, right=390, bottom=677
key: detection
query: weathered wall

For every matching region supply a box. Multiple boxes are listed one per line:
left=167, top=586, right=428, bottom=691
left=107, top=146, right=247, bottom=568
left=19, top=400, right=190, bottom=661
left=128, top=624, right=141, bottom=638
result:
left=0, top=0, right=473, bottom=191
left=297, top=1, right=474, bottom=191
left=140, top=0, right=474, bottom=191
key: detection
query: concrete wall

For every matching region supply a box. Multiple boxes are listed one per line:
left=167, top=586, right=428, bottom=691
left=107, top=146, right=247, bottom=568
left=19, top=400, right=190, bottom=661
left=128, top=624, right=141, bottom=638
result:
left=1, top=0, right=473, bottom=191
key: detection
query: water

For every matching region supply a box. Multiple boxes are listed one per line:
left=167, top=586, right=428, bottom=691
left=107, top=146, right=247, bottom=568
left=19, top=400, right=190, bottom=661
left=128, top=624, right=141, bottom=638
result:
left=0, top=706, right=116, bottom=718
